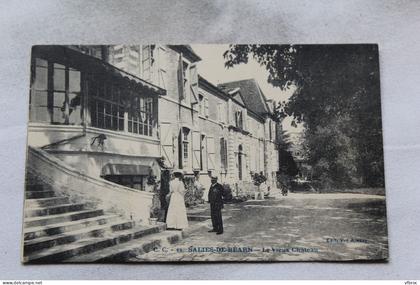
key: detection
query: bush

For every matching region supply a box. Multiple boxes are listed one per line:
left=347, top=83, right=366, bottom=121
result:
left=222, top=183, right=233, bottom=202
left=277, top=172, right=292, bottom=191
left=150, top=194, right=161, bottom=218
left=251, top=172, right=267, bottom=186
left=229, top=193, right=249, bottom=203
left=183, top=176, right=206, bottom=207
left=183, top=176, right=197, bottom=207
left=194, top=183, right=205, bottom=203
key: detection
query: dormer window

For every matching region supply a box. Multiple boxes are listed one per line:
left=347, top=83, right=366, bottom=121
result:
left=235, top=110, right=243, bottom=129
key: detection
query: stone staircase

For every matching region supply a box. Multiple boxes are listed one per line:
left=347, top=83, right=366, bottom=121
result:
left=23, top=172, right=182, bottom=263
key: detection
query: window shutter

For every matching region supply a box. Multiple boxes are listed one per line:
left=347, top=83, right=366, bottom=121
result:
left=157, top=46, right=167, bottom=89
left=177, top=54, right=184, bottom=101
left=178, top=128, right=183, bottom=169
left=224, top=139, right=228, bottom=169
left=243, top=109, right=248, bottom=130
left=220, top=137, right=227, bottom=170
left=228, top=100, right=234, bottom=126
left=204, top=98, right=209, bottom=117
left=189, top=64, right=198, bottom=103
left=207, top=136, right=215, bottom=170
left=160, top=122, right=174, bottom=167
left=221, top=105, right=224, bottom=122
left=245, top=141, right=251, bottom=171
left=192, top=131, right=201, bottom=170
left=142, top=45, right=152, bottom=81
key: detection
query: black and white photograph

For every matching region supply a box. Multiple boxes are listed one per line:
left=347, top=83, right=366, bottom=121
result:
left=22, top=44, right=387, bottom=263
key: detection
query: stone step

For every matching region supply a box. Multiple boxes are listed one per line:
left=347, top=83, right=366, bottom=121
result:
left=23, top=223, right=166, bottom=263
left=24, top=219, right=136, bottom=254
left=25, top=184, right=52, bottom=192
left=24, top=214, right=121, bottom=241
left=187, top=215, right=211, bottom=222
left=25, top=197, right=70, bottom=208
left=25, top=203, right=86, bottom=218
left=26, top=191, right=55, bottom=199
left=26, top=184, right=53, bottom=192
left=24, top=209, right=104, bottom=228
left=64, top=229, right=182, bottom=263
left=25, top=173, right=42, bottom=185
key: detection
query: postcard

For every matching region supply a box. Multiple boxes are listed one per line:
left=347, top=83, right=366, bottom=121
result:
left=22, top=44, right=388, bottom=262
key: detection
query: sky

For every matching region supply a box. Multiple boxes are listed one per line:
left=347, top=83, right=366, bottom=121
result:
left=190, top=44, right=302, bottom=133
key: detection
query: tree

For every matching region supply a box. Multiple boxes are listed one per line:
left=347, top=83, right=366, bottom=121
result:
left=224, top=44, right=384, bottom=188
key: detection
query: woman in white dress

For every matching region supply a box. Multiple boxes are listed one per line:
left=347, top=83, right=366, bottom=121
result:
left=166, top=170, right=189, bottom=230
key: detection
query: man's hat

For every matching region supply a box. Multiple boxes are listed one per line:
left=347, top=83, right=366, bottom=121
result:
left=172, top=169, right=184, bottom=175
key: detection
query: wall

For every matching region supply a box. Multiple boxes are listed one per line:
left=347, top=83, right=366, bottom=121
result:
left=27, top=123, right=161, bottom=178
left=197, top=85, right=229, bottom=181
left=27, top=146, right=155, bottom=223
left=157, top=47, right=206, bottom=174
left=27, top=124, right=160, bottom=157
left=196, top=84, right=280, bottom=190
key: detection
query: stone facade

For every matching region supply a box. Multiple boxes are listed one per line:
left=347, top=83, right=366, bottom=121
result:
left=27, top=45, right=281, bottom=203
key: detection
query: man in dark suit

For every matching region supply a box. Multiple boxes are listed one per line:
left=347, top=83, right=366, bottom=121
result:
left=208, top=176, right=225, bottom=235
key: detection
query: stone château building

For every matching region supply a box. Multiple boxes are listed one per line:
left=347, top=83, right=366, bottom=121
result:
left=26, top=45, right=281, bottom=223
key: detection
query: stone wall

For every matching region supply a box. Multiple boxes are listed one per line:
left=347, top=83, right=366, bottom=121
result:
left=26, top=146, right=155, bottom=223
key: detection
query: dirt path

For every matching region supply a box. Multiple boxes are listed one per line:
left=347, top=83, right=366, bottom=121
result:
left=134, top=193, right=388, bottom=262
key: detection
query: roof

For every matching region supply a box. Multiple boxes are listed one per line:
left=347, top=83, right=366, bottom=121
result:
left=168, top=45, right=201, bottom=63
left=198, top=75, right=266, bottom=121
left=32, top=45, right=166, bottom=96
left=198, top=75, right=229, bottom=100
left=218, top=79, right=270, bottom=117
left=230, top=90, right=245, bottom=106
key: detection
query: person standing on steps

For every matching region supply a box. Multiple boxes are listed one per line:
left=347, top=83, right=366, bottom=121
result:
left=166, top=169, right=189, bottom=230
left=208, top=175, right=225, bottom=235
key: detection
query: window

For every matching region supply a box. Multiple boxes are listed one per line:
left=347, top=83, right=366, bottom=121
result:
left=220, top=137, right=228, bottom=171
left=128, top=96, right=154, bottom=136
left=89, top=81, right=124, bottom=131
left=53, top=63, right=66, bottom=124
left=75, top=46, right=103, bottom=59
left=128, top=46, right=141, bottom=76
left=198, top=94, right=205, bottom=116
left=114, top=47, right=124, bottom=55
left=200, top=134, right=207, bottom=171
left=235, top=110, right=243, bottom=129
left=88, top=74, right=156, bottom=137
left=182, top=128, right=190, bottom=160
left=30, top=58, right=49, bottom=122
left=272, top=121, right=277, bottom=142
left=178, top=127, right=190, bottom=169
left=30, top=58, right=81, bottom=125
left=104, top=175, right=145, bottom=191
left=238, top=144, right=243, bottom=180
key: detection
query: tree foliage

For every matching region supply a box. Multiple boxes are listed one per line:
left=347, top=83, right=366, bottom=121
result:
left=224, top=44, right=384, bottom=188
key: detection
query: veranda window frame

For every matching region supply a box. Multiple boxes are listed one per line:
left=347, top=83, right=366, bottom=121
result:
left=30, top=57, right=83, bottom=125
